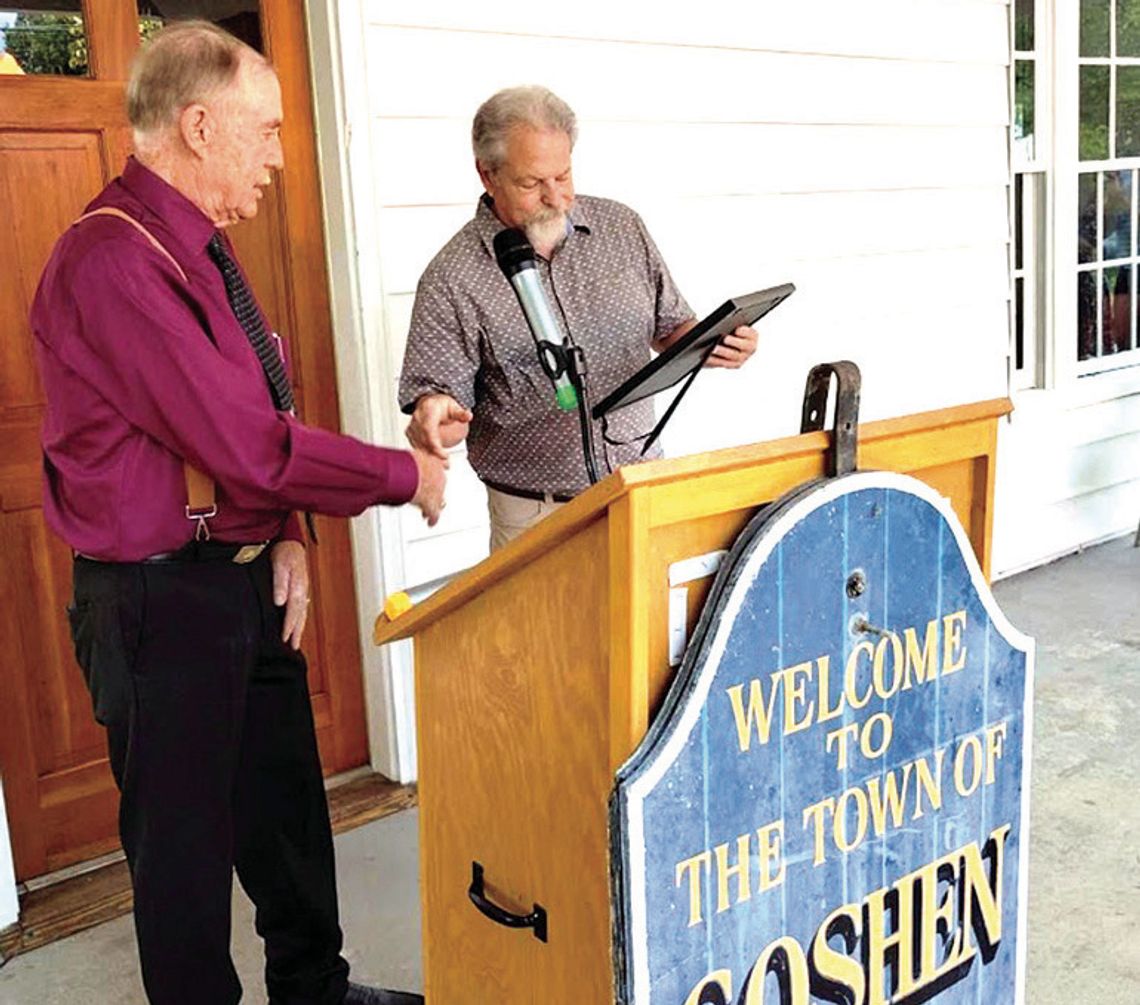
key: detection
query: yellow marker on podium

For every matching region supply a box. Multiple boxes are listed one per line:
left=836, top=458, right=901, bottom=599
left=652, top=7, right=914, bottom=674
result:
left=382, top=591, right=413, bottom=621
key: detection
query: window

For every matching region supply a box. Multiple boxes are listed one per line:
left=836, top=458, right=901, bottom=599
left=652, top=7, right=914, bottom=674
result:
left=0, top=5, right=89, bottom=77
left=1012, top=0, right=1047, bottom=389
left=1074, top=0, right=1140, bottom=372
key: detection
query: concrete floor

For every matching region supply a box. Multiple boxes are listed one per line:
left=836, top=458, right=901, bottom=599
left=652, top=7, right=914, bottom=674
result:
left=0, top=534, right=1137, bottom=1004
left=0, top=810, right=424, bottom=1004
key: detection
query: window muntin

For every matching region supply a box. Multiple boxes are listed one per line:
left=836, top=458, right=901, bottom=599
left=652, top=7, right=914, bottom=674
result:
left=1075, top=0, right=1140, bottom=372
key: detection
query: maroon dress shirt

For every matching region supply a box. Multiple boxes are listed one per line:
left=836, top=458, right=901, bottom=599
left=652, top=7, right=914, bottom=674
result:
left=31, top=158, right=418, bottom=561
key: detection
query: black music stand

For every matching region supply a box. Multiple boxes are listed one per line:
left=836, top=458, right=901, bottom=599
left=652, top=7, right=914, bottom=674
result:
left=592, top=283, right=795, bottom=455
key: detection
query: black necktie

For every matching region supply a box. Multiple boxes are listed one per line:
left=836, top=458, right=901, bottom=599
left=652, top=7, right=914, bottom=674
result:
left=207, top=233, right=295, bottom=413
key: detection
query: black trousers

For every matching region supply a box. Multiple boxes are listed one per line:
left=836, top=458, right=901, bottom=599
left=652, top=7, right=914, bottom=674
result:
left=68, top=551, right=350, bottom=1005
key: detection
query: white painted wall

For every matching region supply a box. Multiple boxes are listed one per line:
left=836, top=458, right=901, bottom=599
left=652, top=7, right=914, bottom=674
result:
left=346, top=0, right=1011, bottom=561
left=310, top=0, right=1015, bottom=775
left=0, top=780, right=18, bottom=931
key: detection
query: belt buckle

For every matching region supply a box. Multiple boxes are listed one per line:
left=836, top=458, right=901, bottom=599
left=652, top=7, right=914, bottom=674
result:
left=232, top=543, right=267, bottom=564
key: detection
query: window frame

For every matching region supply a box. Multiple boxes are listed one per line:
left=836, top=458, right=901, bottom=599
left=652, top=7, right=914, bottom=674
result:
left=1054, top=0, right=1140, bottom=390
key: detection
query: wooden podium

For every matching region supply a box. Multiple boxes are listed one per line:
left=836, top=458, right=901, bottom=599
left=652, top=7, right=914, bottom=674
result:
left=373, top=398, right=1010, bottom=1003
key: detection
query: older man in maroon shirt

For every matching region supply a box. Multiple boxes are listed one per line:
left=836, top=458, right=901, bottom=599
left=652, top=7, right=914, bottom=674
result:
left=30, top=21, right=430, bottom=1005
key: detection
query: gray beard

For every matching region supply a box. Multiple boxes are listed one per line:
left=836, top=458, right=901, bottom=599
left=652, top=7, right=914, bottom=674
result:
left=524, top=212, right=568, bottom=253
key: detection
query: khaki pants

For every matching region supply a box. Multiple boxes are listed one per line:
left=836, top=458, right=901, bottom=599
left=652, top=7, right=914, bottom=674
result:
left=487, top=486, right=565, bottom=551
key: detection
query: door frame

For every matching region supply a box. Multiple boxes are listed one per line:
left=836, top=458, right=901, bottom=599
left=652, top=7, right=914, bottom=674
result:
left=306, top=1, right=416, bottom=783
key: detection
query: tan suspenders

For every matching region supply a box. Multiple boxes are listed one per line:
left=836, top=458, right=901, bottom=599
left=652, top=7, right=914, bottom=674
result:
left=73, top=207, right=217, bottom=539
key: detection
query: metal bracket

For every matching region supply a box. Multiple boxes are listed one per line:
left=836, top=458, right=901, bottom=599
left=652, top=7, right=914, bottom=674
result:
left=800, top=360, right=862, bottom=478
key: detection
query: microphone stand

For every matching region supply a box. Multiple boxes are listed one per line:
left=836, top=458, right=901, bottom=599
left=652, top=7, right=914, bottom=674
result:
left=565, top=344, right=600, bottom=485
left=538, top=338, right=599, bottom=485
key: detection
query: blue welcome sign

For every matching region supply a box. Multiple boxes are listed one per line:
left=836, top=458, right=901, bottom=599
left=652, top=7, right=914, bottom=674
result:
left=611, top=471, right=1033, bottom=1005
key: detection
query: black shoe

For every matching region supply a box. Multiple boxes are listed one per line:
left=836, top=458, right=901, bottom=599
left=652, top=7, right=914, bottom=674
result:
left=343, top=982, right=425, bottom=1004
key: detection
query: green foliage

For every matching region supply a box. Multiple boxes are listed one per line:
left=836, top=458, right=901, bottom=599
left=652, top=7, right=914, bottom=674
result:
left=1080, top=65, right=1110, bottom=161
left=1080, top=0, right=1111, bottom=58
left=1014, top=0, right=1034, bottom=52
left=1119, top=0, right=1140, bottom=57
left=139, top=16, right=164, bottom=43
left=4, top=12, right=87, bottom=76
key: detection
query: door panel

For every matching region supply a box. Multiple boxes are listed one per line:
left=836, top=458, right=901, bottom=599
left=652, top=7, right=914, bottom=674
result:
left=0, top=2, right=369, bottom=881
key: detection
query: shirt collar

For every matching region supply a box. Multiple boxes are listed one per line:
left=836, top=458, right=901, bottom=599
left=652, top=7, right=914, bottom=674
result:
left=474, top=193, right=592, bottom=260
left=118, top=156, right=218, bottom=257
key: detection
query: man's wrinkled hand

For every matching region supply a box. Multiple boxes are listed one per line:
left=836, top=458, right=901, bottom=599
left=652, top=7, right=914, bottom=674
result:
left=411, top=449, right=448, bottom=526
left=406, top=393, right=472, bottom=460
left=271, top=539, right=310, bottom=650
left=706, top=324, right=759, bottom=369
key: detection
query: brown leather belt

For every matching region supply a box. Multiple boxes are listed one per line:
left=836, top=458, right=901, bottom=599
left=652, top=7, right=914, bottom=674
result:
left=484, top=480, right=575, bottom=504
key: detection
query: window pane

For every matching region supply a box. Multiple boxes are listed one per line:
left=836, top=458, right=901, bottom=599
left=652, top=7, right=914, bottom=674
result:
left=0, top=6, right=89, bottom=77
left=1118, top=67, right=1140, bottom=156
left=1104, top=171, right=1132, bottom=260
left=1080, top=0, right=1111, bottom=57
left=1079, top=172, right=1099, bottom=263
left=1078, top=271, right=1099, bottom=360
left=137, top=2, right=263, bottom=52
left=1080, top=66, right=1111, bottom=160
left=1015, top=175, right=1024, bottom=271
left=1015, top=277, right=1026, bottom=371
left=1015, top=60, right=1036, bottom=156
left=1015, top=0, right=1035, bottom=51
left=1121, top=0, right=1140, bottom=57
left=1103, top=266, right=1132, bottom=353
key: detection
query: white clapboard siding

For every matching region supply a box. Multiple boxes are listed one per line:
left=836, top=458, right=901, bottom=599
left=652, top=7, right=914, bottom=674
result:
left=374, top=189, right=1009, bottom=296
left=364, top=27, right=1007, bottom=128
left=994, top=375, right=1140, bottom=575
left=998, top=404, right=1140, bottom=506
left=372, top=120, right=1009, bottom=207
left=362, top=1, right=1009, bottom=66
left=994, top=475, right=1140, bottom=576
left=343, top=6, right=1010, bottom=592
left=658, top=298, right=1010, bottom=457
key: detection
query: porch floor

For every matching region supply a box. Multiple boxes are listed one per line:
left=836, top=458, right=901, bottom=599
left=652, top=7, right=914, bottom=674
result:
left=0, top=534, right=1137, bottom=1003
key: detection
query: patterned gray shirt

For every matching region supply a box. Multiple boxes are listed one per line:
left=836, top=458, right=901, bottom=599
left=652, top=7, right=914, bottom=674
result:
left=399, top=195, right=694, bottom=496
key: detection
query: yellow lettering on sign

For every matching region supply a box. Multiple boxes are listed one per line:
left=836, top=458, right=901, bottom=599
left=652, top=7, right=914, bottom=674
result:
left=903, top=618, right=940, bottom=689
left=809, top=903, right=865, bottom=1003
left=714, top=836, right=751, bottom=914
left=845, top=641, right=875, bottom=710
left=866, top=762, right=911, bottom=836
left=726, top=678, right=780, bottom=752
left=757, top=821, right=785, bottom=892
left=942, top=609, right=968, bottom=674
left=682, top=824, right=1012, bottom=1004
left=675, top=851, right=711, bottom=927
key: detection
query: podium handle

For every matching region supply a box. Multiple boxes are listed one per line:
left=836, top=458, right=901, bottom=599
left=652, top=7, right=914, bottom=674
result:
left=468, top=861, right=548, bottom=943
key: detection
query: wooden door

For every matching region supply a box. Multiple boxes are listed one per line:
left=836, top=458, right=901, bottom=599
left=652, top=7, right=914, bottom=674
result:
left=0, top=1, right=368, bottom=882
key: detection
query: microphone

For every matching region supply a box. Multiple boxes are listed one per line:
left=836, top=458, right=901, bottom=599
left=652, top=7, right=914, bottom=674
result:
left=492, top=228, right=578, bottom=412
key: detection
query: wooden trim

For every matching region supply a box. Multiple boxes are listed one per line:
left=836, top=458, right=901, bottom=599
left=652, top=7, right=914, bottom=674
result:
left=84, top=0, right=139, bottom=81
left=0, top=80, right=128, bottom=129
left=979, top=419, right=1001, bottom=579
left=261, top=1, right=369, bottom=770
left=374, top=399, right=1014, bottom=644
left=607, top=492, right=651, bottom=773
left=624, top=398, right=1013, bottom=497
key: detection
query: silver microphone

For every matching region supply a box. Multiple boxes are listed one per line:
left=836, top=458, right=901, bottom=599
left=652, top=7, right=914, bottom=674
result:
left=492, top=228, right=578, bottom=411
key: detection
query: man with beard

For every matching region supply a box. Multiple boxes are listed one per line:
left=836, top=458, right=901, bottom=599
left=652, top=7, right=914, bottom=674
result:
left=399, top=86, right=759, bottom=549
